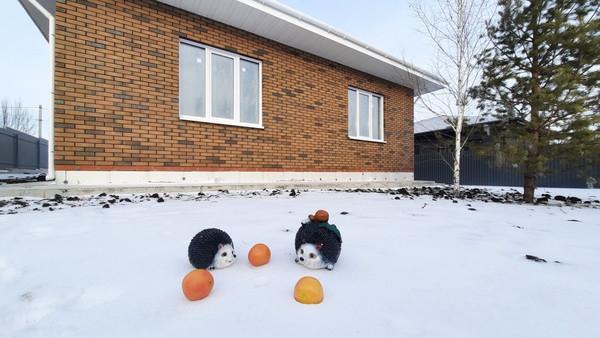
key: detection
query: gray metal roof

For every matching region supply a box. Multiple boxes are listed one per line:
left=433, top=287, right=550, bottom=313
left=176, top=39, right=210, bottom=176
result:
left=20, top=0, right=444, bottom=95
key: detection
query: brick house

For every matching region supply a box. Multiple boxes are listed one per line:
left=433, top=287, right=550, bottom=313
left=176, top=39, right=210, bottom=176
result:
left=20, top=0, right=443, bottom=187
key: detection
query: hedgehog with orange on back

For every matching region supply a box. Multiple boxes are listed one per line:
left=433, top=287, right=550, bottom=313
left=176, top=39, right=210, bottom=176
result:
left=294, top=210, right=342, bottom=270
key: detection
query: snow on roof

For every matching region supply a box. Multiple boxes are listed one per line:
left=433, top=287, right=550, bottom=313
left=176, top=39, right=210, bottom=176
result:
left=414, top=115, right=498, bottom=134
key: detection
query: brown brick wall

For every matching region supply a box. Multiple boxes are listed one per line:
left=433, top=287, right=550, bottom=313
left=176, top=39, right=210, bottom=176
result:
left=54, top=0, right=414, bottom=173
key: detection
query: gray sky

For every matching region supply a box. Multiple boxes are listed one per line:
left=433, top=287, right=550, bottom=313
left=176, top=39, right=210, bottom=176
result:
left=0, top=0, right=434, bottom=138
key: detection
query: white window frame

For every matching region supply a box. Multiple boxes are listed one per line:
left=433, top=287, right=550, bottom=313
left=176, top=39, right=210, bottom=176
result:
left=348, top=87, right=384, bottom=142
left=179, top=39, right=263, bottom=129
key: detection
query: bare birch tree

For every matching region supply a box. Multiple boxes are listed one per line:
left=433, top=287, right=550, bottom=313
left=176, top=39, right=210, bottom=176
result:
left=409, top=0, right=494, bottom=196
left=1, top=98, right=36, bottom=135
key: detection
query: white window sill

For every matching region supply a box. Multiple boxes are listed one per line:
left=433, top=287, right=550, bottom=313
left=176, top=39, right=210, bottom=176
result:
left=348, top=136, right=386, bottom=144
left=180, top=115, right=264, bottom=130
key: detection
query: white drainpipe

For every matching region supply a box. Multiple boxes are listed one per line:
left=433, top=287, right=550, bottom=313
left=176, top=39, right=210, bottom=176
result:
left=26, top=0, right=55, bottom=181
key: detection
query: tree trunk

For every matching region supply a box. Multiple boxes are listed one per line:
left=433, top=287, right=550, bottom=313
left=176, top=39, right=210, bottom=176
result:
left=452, top=0, right=465, bottom=198
left=524, top=8, right=540, bottom=205
left=453, top=116, right=463, bottom=197
left=523, top=174, right=536, bottom=203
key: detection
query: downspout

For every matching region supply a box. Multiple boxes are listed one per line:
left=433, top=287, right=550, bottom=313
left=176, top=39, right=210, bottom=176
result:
left=26, top=0, right=55, bottom=181
left=48, top=18, right=55, bottom=181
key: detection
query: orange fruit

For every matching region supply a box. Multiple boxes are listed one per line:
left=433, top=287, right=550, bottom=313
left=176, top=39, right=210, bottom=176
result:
left=248, top=243, right=271, bottom=266
left=182, top=269, right=214, bottom=301
left=294, top=276, right=324, bottom=304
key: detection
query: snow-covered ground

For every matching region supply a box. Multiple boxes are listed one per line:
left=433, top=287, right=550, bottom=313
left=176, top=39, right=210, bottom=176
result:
left=1, top=187, right=599, bottom=337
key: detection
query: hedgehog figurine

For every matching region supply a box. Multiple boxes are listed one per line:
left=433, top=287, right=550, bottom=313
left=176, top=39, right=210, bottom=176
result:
left=188, top=228, right=236, bottom=270
left=294, top=210, right=342, bottom=270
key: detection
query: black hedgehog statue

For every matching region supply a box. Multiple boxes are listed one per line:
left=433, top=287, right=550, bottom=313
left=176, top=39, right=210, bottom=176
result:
left=188, top=228, right=236, bottom=270
left=294, top=209, right=342, bottom=270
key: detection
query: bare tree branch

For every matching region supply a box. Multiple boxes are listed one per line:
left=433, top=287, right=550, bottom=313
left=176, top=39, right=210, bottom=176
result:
left=1, top=98, right=36, bottom=135
left=409, top=0, right=495, bottom=196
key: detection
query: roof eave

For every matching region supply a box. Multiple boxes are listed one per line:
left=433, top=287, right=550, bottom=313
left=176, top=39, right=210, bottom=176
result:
left=20, top=0, right=445, bottom=95
left=17, top=0, right=55, bottom=42
left=157, top=0, right=445, bottom=95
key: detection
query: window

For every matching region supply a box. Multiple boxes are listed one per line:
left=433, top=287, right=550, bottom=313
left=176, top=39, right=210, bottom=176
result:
left=179, top=40, right=262, bottom=128
left=348, top=87, right=383, bottom=142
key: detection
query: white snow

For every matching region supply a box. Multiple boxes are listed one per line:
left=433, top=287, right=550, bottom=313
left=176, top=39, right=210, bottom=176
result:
left=1, top=187, right=599, bottom=337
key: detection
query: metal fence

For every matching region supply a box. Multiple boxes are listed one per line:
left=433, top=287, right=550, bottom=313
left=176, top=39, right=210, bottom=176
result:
left=0, top=127, right=48, bottom=170
left=415, top=150, right=600, bottom=189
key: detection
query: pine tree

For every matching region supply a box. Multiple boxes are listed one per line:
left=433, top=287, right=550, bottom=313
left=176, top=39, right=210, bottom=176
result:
left=472, top=0, right=600, bottom=203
